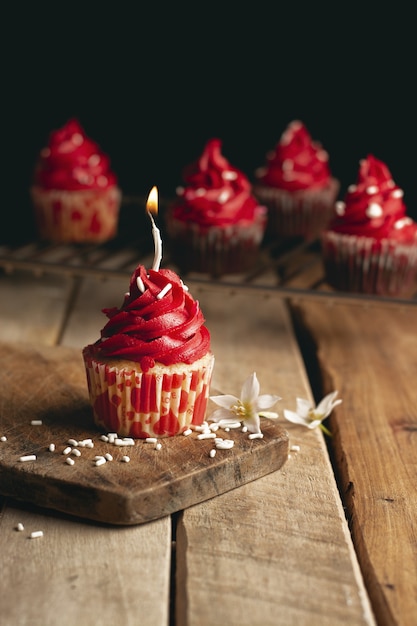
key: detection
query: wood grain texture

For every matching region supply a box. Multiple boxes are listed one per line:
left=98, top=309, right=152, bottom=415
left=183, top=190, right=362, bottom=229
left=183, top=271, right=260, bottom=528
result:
left=292, top=300, right=417, bottom=626
left=174, top=289, right=375, bottom=626
left=0, top=501, right=171, bottom=626
left=0, top=340, right=289, bottom=525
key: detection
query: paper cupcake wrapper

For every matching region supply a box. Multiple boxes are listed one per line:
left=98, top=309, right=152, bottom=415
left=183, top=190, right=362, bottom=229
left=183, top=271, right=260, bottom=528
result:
left=166, top=206, right=267, bottom=277
left=254, top=178, right=340, bottom=240
left=321, top=231, right=417, bottom=296
left=83, top=352, right=215, bottom=438
left=31, top=186, right=121, bottom=243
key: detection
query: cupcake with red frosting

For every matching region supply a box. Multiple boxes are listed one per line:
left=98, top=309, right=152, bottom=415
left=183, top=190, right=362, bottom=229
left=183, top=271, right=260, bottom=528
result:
left=321, top=155, right=417, bottom=297
left=253, top=120, right=340, bottom=241
left=165, top=138, right=267, bottom=278
left=82, top=263, right=214, bottom=438
left=31, top=118, right=121, bottom=243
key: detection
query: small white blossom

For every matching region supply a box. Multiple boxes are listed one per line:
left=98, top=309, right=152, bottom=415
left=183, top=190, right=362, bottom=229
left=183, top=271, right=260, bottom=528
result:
left=209, top=372, right=281, bottom=434
left=283, top=391, right=342, bottom=434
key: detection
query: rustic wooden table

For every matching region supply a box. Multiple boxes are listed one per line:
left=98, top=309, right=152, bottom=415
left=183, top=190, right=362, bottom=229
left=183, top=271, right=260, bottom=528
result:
left=0, top=258, right=415, bottom=625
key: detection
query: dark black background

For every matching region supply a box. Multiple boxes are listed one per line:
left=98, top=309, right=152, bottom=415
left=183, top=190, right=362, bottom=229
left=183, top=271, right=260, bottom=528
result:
left=4, top=4, right=417, bottom=241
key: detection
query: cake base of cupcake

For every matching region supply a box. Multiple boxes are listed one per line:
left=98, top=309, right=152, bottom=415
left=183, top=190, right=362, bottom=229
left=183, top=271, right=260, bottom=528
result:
left=166, top=210, right=267, bottom=278
left=321, top=231, right=417, bottom=297
left=31, top=186, right=122, bottom=243
left=83, top=349, right=215, bottom=438
left=254, top=178, right=340, bottom=241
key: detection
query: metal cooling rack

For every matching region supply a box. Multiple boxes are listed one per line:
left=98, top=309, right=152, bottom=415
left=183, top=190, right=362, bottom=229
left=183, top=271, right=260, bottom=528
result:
left=1, top=197, right=416, bottom=308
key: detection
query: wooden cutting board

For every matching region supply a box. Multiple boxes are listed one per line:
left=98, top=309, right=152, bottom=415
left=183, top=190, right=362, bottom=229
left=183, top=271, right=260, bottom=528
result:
left=0, top=341, right=289, bottom=525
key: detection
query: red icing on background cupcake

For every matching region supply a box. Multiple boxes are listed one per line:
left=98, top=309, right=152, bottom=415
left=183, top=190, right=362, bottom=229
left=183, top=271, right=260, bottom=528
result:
left=328, top=154, right=412, bottom=240
left=256, top=120, right=332, bottom=191
left=166, top=138, right=266, bottom=277
left=34, top=118, right=118, bottom=191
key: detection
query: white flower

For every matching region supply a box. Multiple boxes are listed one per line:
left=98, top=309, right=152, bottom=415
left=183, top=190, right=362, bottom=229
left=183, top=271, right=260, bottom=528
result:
left=209, top=372, right=281, bottom=434
left=283, top=391, right=342, bottom=434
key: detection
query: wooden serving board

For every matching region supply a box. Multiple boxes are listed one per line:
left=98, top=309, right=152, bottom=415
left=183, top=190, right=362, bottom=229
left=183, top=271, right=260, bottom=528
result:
left=0, top=341, right=289, bottom=525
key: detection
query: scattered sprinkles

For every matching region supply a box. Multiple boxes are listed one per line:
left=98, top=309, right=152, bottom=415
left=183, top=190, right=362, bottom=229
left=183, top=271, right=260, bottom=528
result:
left=16, top=523, right=24, bottom=532
left=30, top=420, right=43, bottom=426
left=19, top=455, right=37, bottom=462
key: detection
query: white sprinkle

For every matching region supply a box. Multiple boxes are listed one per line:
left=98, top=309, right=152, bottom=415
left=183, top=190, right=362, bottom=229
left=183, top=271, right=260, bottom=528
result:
left=122, top=438, right=135, bottom=445
left=155, top=442, right=162, bottom=451
left=100, top=435, right=109, bottom=442
left=209, top=423, right=219, bottom=431
left=19, top=455, right=36, bottom=462
left=193, top=424, right=210, bottom=432
left=121, top=455, right=130, bottom=463
left=366, top=185, right=378, bottom=194
left=107, top=432, right=118, bottom=438
left=180, top=280, right=189, bottom=292
left=66, top=457, right=75, bottom=466
left=218, top=190, right=231, bottom=204
left=215, top=439, right=234, bottom=450
left=48, top=443, right=55, bottom=452
left=85, top=441, right=94, bottom=448
left=30, top=420, right=43, bottom=426
left=394, top=217, right=412, bottom=229
left=366, top=203, right=383, bottom=218
left=183, top=428, right=193, bottom=436
left=136, top=275, right=146, bottom=293
left=62, top=446, right=72, bottom=455
left=157, top=282, right=173, bottom=299
left=197, top=432, right=217, bottom=440
left=16, top=523, right=24, bottom=531
left=67, top=438, right=78, bottom=446
left=391, top=188, right=404, bottom=198
left=104, top=453, right=113, bottom=461
left=248, top=432, right=264, bottom=440
left=224, top=427, right=230, bottom=432
left=290, top=444, right=301, bottom=452
left=335, top=201, right=346, bottom=216
left=145, top=437, right=157, bottom=444
left=209, top=449, right=217, bottom=458
left=95, top=457, right=107, bottom=466
left=94, top=455, right=105, bottom=461
left=71, top=448, right=81, bottom=457
left=30, top=531, right=44, bottom=539
left=241, top=426, right=248, bottom=433
left=0, top=436, right=7, bottom=442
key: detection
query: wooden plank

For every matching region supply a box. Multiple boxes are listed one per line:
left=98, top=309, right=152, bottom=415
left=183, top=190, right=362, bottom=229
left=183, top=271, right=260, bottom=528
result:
left=0, top=340, right=288, bottom=525
left=290, top=300, right=417, bottom=626
left=175, top=290, right=375, bottom=626
left=0, top=500, right=171, bottom=626
left=0, top=270, right=74, bottom=344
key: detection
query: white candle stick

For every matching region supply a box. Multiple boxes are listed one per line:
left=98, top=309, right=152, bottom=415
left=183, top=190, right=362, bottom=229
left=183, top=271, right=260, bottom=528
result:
left=146, top=186, right=162, bottom=271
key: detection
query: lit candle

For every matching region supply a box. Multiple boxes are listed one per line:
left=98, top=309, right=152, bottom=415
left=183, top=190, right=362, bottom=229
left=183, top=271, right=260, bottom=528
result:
left=146, top=186, right=162, bottom=271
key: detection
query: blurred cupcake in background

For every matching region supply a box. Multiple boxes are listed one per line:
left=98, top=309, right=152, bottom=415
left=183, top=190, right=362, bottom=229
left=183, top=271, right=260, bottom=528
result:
left=253, top=120, right=340, bottom=241
left=31, top=118, right=121, bottom=243
left=321, top=154, right=417, bottom=297
left=165, top=138, right=267, bottom=278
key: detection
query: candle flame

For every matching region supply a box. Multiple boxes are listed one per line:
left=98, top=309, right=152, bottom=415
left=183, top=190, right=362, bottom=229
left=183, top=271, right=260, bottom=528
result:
left=146, top=186, right=158, bottom=216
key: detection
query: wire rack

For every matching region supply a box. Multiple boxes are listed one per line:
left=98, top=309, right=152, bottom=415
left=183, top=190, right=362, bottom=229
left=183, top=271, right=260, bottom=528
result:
left=1, top=197, right=416, bottom=308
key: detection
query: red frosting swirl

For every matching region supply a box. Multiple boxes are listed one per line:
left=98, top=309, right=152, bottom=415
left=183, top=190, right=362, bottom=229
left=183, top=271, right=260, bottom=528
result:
left=33, top=118, right=118, bottom=191
left=328, top=154, right=417, bottom=242
left=171, top=138, right=261, bottom=227
left=87, top=265, right=211, bottom=372
left=255, top=120, right=333, bottom=191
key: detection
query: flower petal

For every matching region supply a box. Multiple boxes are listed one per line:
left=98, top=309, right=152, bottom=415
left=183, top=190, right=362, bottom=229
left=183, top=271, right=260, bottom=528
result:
left=259, top=411, right=279, bottom=420
left=208, top=407, right=235, bottom=423
left=240, top=372, right=259, bottom=404
left=257, top=394, right=281, bottom=410
left=295, top=397, right=312, bottom=418
left=316, top=391, right=342, bottom=418
left=244, top=412, right=261, bottom=434
left=283, top=409, right=309, bottom=426
left=209, top=394, right=239, bottom=409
